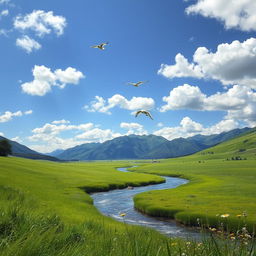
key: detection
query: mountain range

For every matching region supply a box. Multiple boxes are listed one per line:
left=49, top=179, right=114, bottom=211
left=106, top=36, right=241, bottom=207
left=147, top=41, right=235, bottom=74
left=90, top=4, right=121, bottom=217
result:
left=54, top=127, right=251, bottom=160
left=0, top=127, right=252, bottom=161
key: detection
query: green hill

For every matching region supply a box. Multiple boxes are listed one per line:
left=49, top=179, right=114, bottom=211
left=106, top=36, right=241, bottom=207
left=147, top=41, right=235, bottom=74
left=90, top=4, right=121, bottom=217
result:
left=194, top=127, right=256, bottom=160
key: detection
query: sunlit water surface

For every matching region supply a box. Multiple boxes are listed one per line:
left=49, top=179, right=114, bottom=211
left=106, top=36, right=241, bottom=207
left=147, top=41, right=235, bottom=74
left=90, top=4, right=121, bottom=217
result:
left=91, top=167, right=201, bottom=239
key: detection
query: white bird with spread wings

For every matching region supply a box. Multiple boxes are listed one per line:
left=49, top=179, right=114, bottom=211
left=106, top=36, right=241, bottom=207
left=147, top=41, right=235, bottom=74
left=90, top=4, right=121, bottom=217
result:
left=135, top=110, right=153, bottom=120
left=127, top=81, right=148, bottom=87
left=91, top=42, right=109, bottom=50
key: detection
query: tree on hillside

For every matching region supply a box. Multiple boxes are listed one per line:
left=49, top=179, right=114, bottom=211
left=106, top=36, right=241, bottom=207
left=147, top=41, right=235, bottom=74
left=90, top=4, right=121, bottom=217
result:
left=0, top=139, right=12, bottom=156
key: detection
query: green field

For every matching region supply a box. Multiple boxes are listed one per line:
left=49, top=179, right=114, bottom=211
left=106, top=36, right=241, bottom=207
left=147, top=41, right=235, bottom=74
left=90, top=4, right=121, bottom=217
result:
left=0, top=157, right=177, bottom=255
left=133, top=130, right=256, bottom=232
left=0, top=157, right=165, bottom=223
left=0, top=130, right=256, bottom=255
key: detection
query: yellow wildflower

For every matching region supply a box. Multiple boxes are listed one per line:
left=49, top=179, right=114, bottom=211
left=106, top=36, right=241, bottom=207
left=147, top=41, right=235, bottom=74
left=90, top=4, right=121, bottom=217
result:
left=220, top=214, right=230, bottom=218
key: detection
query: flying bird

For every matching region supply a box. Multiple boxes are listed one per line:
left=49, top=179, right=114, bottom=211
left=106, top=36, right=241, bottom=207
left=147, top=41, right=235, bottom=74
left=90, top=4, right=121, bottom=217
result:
left=135, top=110, right=153, bottom=120
left=91, top=42, right=109, bottom=50
left=127, top=81, right=148, bottom=87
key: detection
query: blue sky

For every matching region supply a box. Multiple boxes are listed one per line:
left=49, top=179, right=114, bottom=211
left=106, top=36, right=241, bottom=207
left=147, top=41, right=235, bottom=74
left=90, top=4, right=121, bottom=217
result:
left=1, top=0, right=256, bottom=153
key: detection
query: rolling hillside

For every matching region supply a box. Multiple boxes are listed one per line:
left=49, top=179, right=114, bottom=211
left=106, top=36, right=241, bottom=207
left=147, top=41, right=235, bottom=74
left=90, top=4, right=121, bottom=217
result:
left=195, top=127, right=256, bottom=159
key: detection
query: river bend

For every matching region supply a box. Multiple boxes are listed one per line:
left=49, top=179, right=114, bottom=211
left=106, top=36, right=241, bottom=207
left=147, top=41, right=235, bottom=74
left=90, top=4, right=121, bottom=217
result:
left=91, top=167, right=200, bottom=239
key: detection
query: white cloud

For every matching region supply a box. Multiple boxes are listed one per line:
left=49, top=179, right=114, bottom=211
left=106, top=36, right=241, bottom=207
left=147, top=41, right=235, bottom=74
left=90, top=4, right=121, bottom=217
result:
left=154, top=117, right=239, bottom=141
left=29, top=137, right=82, bottom=154
left=158, top=38, right=256, bottom=89
left=26, top=116, right=246, bottom=153
left=120, top=122, right=148, bottom=135
left=180, top=116, right=203, bottom=133
left=160, top=84, right=256, bottom=125
left=158, top=53, right=203, bottom=79
left=160, top=84, right=205, bottom=112
left=31, top=122, right=94, bottom=136
left=52, top=119, right=70, bottom=124
left=14, top=10, right=66, bottom=37
left=0, top=132, right=4, bottom=136
left=21, top=65, right=84, bottom=96
left=84, top=94, right=155, bottom=114
left=24, top=110, right=33, bottom=115
left=186, top=0, right=256, bottom=32
left=204, top=119, right=240, bottom=135
left=76, top=128, right=121, bottom=142
left=28, top=121, right=121, bottom=153
left=16, top=35, right=41, bottom=53
left=54, top=67, right=85, bottom=86
left=0, top=9, right=8, bottom=16
left=11, top=136, right=22, bottom=143
left=0, top=109, right=32, bottom=123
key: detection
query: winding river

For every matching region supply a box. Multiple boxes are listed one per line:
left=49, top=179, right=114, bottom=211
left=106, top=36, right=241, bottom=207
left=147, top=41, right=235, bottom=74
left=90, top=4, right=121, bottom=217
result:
left=91, top=167, right=200, bottom=239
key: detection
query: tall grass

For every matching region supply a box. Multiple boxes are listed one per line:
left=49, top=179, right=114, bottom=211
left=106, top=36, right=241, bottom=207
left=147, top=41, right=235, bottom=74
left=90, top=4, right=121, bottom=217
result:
left=0, top=185, right=255, bottom=255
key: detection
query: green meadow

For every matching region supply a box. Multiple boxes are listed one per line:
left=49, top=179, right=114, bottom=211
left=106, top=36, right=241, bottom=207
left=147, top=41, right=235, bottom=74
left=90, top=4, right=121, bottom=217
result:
left=0, top=157, right=164, bottom=224
left=0, top=130, right=256, bottom=255
left=134, top=130, right=256, bottom=232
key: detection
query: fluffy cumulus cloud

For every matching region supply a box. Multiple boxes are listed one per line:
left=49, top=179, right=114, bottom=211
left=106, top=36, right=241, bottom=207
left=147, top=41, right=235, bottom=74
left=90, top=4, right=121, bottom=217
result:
left=76, top=128, right=121, bottom=141
left=13, top=10, right=66, bottom=52
left=28, top=120, right=121, bottom=153
left=0, top=109, right=32, bottom=123
left=120, top=122, right=148, bottom=135
left=160, top=84, right=256, bottom=126
left=158, top=53, right=203, bottom=79
left=14, top=10, right=66, bottom=37
left=84, top=94, right=155, bottom=114
left=16, top=35, right=41, bottom=53
left=154, top=117, right=239, bottom=141
left=31, top=122, right=94, bottom=136
left=160, top=84, right=206, bottom=112
left=0, top=132, right=4, bottom=136
left=158, top=38, right=256, bottom=89
left=186, top=0, right=256, bottom=32
left=21, top=65, right=84, bottom=96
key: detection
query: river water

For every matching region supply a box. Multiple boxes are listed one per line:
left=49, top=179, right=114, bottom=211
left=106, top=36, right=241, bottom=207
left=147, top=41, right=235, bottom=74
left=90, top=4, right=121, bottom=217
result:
left=91, top=167, right=201, bottom=239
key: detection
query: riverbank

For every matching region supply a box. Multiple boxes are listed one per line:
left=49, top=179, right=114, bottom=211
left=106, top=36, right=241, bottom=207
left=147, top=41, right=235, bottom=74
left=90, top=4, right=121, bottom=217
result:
left=91, top=167, right=201, bottom=239
left=132, top=160, right=256, bottom=233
